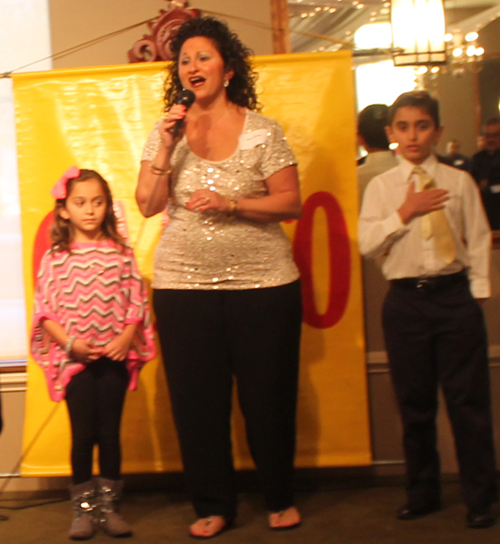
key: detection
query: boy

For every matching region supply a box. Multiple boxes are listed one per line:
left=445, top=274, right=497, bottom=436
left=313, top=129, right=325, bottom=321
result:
left=358, top=91, right=497, bottom=529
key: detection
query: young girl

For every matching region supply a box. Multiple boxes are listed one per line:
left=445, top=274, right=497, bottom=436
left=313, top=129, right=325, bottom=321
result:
left=31, top=167, right=156, bottom=540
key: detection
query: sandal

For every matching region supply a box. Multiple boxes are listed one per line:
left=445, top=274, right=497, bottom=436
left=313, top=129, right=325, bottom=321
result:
left=189, top=516, right=233, bottom=540
left=269, top=506, right=302, bottom=531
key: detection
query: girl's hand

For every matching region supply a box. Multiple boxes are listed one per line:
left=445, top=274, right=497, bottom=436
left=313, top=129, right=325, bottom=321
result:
left=187, top=189, right=232, bottom=214
left=101, top=334, right=133, bottom=362
left=72, top=339, right=102, bottom=364
left=159, top=104, right=187, bottom=149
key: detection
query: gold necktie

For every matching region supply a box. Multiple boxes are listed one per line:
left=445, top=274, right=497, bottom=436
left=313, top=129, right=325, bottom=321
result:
left=413, top=166, right=456, bottom=265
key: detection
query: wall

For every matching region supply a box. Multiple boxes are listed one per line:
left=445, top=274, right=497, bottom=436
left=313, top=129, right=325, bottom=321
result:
left=48, top=0, right=273, bottom=70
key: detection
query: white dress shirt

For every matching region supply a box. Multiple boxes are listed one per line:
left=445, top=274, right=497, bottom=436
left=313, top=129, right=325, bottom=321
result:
left=358, top=155, right=491, bottom=298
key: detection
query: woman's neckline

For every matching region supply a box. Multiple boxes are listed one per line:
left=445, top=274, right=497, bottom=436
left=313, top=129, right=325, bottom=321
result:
left=185, top=108, right=249, bottom=164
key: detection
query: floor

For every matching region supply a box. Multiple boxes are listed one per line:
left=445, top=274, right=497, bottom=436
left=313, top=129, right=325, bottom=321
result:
left=1, top=481, right=500, bottom=544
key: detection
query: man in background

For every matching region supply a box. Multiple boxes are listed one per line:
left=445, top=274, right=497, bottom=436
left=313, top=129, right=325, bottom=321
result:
left=471, top=117, right=500, bottom=229
left=357, top=104, right=399, bottom=357
left=357, top=104, right=399, bottom=198
left=443, top=139, right=471, bottom=171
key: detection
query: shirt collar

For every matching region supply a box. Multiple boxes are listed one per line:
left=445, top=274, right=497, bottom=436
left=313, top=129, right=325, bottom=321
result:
left=400, top=154, right=439, bottom=182
left=364, top=150, right=397, bottom=166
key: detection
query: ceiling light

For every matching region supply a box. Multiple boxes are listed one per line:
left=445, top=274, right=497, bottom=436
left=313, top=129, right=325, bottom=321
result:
left=466, top=45, right=477, bottom=57
left=465, top=32, right=479, bottom=42
left=391, top=0, right=446, bottom=66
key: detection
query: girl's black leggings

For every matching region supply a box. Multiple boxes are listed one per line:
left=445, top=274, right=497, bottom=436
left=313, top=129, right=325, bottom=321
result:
left=65, top=357, right=128, bottom=484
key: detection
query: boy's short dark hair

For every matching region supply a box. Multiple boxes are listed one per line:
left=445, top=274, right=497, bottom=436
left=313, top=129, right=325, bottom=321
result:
left=357, top=104, right=391, bottom=150
left=388, top=91, right=440, bottom=128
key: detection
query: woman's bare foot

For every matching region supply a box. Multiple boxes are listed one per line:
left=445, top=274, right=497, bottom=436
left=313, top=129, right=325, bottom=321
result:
left=269, top=506, right=302, bottom=530
left=189, top=516, right=229, bottom=539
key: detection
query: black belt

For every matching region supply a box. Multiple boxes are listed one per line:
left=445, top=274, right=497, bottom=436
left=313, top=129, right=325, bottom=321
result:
left=391, top=271, right=467, bottom=292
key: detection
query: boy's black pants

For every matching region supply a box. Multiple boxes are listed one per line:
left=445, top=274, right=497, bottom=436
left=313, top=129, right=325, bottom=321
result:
left=383, top=274, right=497, bottom=513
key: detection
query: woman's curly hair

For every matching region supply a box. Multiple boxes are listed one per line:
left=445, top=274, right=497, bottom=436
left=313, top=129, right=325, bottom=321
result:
left=163, top=16, right=261, bottom=112
left=51, top=169, right=125, bottom=253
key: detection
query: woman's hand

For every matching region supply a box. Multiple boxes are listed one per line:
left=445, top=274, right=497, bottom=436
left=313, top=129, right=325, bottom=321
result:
left=72, top=339, right=102, bottom=364
left=136, top=105, right=188, bottom=218
left=158, top=104, right=188, bottom=149
left=188, top=166, right=302, bottom=223
left=187, top=189, right=232, bottom=214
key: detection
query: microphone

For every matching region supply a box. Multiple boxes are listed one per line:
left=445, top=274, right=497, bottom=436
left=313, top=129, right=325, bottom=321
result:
left=172, top=89, right=196, bottom=139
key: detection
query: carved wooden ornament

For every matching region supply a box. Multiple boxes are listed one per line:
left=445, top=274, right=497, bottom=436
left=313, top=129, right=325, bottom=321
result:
left=129, top=1, right=200, bottom=63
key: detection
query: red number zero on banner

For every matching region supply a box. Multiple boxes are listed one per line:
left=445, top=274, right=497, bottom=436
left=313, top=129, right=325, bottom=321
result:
left=293, top=191, right=351, bottom=329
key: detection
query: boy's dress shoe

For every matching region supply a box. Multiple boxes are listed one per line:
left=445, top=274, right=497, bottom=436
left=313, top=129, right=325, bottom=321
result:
left=466, top=509, right=496, bottom=529
left=396, top=501, right=441, bottom=520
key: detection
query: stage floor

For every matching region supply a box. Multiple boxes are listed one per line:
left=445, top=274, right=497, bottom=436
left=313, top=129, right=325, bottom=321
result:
left=1, top=481, right=499, bottom=543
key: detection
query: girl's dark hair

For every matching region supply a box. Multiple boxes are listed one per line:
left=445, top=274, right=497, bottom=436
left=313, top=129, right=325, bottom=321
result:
left=51, top=169, right=125, bottom=252
left=164, top=16, right=261, bottom=111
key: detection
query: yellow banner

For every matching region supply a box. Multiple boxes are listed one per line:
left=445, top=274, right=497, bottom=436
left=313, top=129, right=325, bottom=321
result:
left=15, top=53, right=370, bottom=476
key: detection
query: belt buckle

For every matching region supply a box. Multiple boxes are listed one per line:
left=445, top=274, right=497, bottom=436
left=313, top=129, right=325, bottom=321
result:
left=416, top=278, right=432, bottom=290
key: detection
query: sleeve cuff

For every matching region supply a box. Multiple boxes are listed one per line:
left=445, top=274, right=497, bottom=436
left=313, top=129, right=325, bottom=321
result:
left=469, top=279, right=491, bottom=299
left=124, top=317, right=142, bottom=325
left=383, top=211, right=409, bottom=238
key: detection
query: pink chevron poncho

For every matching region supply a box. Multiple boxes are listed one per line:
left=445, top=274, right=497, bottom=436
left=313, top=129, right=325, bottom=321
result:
left=31, top=241, right=156, bottom=401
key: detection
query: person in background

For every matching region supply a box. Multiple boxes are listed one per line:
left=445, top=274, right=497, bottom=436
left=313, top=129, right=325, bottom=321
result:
left=359, top=91, right=497, bottom=529
left=32, top=167, right=155, bottom=540
left=135, top=16, right=302, bottom=539
left=357, top=104, right=398, bottom=198
left=471, top=117, right=500, bottom=229
left=443, top=139, right=471, bottom=172
left=357, top=103, right=399, bottom=355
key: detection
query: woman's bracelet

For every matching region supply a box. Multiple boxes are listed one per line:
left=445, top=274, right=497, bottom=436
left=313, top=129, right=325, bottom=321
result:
left=149, top=162, right=171, bottom=176
left=229, top=199, right=238, bottom=216
left=65, top=335, right=76, bottom=356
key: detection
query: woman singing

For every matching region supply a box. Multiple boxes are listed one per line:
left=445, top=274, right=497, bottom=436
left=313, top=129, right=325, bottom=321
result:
left=136, top=16, right=302, bottom=539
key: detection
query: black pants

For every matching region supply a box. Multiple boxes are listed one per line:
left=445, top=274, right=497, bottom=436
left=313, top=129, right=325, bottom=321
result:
left=65, top=357, right=128, bottom=485
left=153, top=280, right=302, bottom=520
left=383, top=277, right=497, bottom=512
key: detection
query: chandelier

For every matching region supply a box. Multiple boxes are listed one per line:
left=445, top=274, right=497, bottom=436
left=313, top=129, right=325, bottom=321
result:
left=390, top=0, right=446, bottom=67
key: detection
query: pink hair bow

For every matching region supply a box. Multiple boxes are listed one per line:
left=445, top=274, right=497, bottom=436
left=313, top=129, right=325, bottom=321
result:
left=51, top=166, right=80, bottom=199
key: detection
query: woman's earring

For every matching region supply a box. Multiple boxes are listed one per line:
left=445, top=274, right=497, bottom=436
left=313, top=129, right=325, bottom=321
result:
left=223, top=80, right=229, bottom=88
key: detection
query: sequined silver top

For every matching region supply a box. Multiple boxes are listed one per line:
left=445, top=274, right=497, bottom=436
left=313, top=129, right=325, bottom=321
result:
left=141, top=110, right=300, bottom=290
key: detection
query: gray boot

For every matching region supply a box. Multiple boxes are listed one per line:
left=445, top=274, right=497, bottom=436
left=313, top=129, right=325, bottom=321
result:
left=69, top=480, right=97, bottom=540
left=98, top=478, right=133, bottom=538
